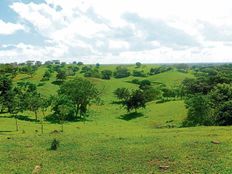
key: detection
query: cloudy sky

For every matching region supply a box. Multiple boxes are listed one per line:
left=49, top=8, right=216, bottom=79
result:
left=1, top=0, right=232, bottom=63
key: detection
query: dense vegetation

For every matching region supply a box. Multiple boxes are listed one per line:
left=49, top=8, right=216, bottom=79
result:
left=1, top=61, right=232, bottom=173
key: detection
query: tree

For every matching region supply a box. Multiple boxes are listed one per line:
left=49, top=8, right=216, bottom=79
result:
left=209, top=83, right=232, bottom=125
left=16, top=82, right=41, bottom=120
left=40, top=97, right=51, bottom=133
left=132, top=70, right=146, bottom=77
left=56, top=70, right=66, bottom=82
left=41, top=70, right=51, bottom=81
left=58, top=78, right=99, bottom=118
left=135, top=62, right=142, bottom=68
left=139, top=80, right=151, bottom=90
left=96, top=63, right=100, bottom=68
left=114, top=66, right=130, bottom=78
left=51, top=95, right=75, bottom=121
left=114, top=88, right=149, bottom=113
left=143, top=87, right=160, bottom=102
left=77, top=62, right=84, bottom=66
left=25, top=93, right=41, bottom=120
left=101, top=70, right=112, bottom=80
left=215, top=100, right=232, bottom=126
left=209, top=83, right=232, bottom=108
left=183, top=95, right=212, bottom=126
left=57, top=104, right=72, bottom=132
left=0, top=75, right=13, bottom=112
left=124, top=90, right=147, bottom=112
left=114, top=88, right=130, bottom=100
left=35, top=61, right=42, bottom=67
left=8, top=89, right=23, bottom=131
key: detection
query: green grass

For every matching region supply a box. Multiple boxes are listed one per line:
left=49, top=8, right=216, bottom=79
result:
left=1, top=65, right=232, bottom=173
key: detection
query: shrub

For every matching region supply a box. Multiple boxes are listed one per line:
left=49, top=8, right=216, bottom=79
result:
left=114, top=66, right=130, bottom=78
left=50, top=139, right=59, bottom=150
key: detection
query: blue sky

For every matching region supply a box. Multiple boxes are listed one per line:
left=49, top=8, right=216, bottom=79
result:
left=0, top=0, right=232, bottom=63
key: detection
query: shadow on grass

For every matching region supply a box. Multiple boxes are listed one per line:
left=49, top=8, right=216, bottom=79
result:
left=111, top=101, right=123, bottom=105
left=45, top=114, right=93, bottom=124
left=119, top=112, right=144, bottom=121
left=0, top=130, right=13, bottom=133
left=16, top=115, right=39, bottom=122
left=51, top=80, right=63, bottom=85
left=0, top=115, right=39, bottom=122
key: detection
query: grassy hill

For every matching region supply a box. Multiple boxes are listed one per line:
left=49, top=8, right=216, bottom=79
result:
left=1, top=64, right=232, bottom=173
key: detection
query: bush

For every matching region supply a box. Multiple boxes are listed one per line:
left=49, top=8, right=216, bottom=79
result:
left=101, top=70, right=112, bottom=80
left=131, top=79, right=140, bottom=84
left=132, top=70, right=147, bottom=77
left=50, top=139, right=59, bottom=150
left=114, top=66, right=130, bottom=78
left=183, top=95, right=213, bottom=127
left=139, top=80, right=151, bottom=90
left=37, top=82, right=45, bottom=87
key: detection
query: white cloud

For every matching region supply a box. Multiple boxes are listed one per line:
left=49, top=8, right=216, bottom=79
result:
left=0, top=20, right=24, bottom=35
left=1, top=0, right=232, bottom=63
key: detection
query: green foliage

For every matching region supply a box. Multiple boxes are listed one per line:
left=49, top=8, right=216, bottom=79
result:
left=150, top=66, right=172, bottom=75
left=2, top=63, right=232, bottom=173
left=132, top=70, right=147, bottom=77
left=77, top=61, right=84, bottom=66
left=114, top=88, right=130, bottom=100
left=0, top=75, right=13, bottom=111
left=50, top=95, right=76, bottom=121
left=143, top=87, right=160, bottom=102
left=41, top=70, right=51, bottom=81
left=139, top=79, right=151, bottom=90
left=135, top=62, right=142, bottom=68
left=114, top=66, right=130, bottom=78
left=123, top=90, right=147, bottom=112
left=101, top=70, right=112, bottom=80
left=58, top=78, right=100, bottom=118
left=56, top=70, right=66, bottom=82
left=215, top=100, right=232, bottom=126
left=50, top=139, right=59, bottom=150
left=84, top=68, right=101, bottom=78
left=183, top=95, right=212, bottom=126
left=131, top=79, right=140, bottom=84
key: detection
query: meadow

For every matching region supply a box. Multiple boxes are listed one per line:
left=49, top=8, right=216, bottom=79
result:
left=1, top=64, right=232, bottom=174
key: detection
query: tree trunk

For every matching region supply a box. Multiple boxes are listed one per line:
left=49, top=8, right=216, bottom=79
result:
left=75, top=105, right=80, bottom=118
left=35, top=110, right=38, bottom=120
left=41, top=111, right=45, bottom=134
left=15, top=115, right=18, bottom=131
left=61, top=122, right=64, bottom=132
left=61, top=118, right=64, bottom=132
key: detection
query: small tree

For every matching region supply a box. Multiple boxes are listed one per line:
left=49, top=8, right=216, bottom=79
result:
left=51, top=95, right=75, bottom=121
left=56, top=70, right=66, bottom=82
left=215, top=100, right=232, bottom=126
left=57, top=104, right=72, bottom=132
left=25, top=93, right=41, bottom=120
left=41, top=70, right=51, bottom=81
left=40, top=97, right=51, bottom=134
left=139, top=80, right=151, bottom=90
left=58, top=78, right=100, bottom=119
left=184, top=95, right=212, bottom=126
left=124, top=90, right=147, bottom=112
left=77, top=62, right=84, bottom=66
left=114, top=66, right=130, bottom=78
left=135, top=62, right=142, bottom=68
left=101, top=70, right=113, bottom=80
left=8, top=89, right=23, bottom=131
left=114, top=88, right=130, bottom=100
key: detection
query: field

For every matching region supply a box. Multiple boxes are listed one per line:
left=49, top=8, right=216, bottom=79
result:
left=1, top=64, right=232, bottom=174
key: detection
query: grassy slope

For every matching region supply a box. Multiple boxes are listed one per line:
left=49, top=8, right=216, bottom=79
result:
left=1, top=65, right=232, bottom=174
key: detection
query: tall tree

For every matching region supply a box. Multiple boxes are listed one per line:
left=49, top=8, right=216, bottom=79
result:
left=58, top=78, right=100, bottom=118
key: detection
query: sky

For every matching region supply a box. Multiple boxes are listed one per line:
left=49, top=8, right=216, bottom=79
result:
left=1, top=0, right=232, bottom=64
